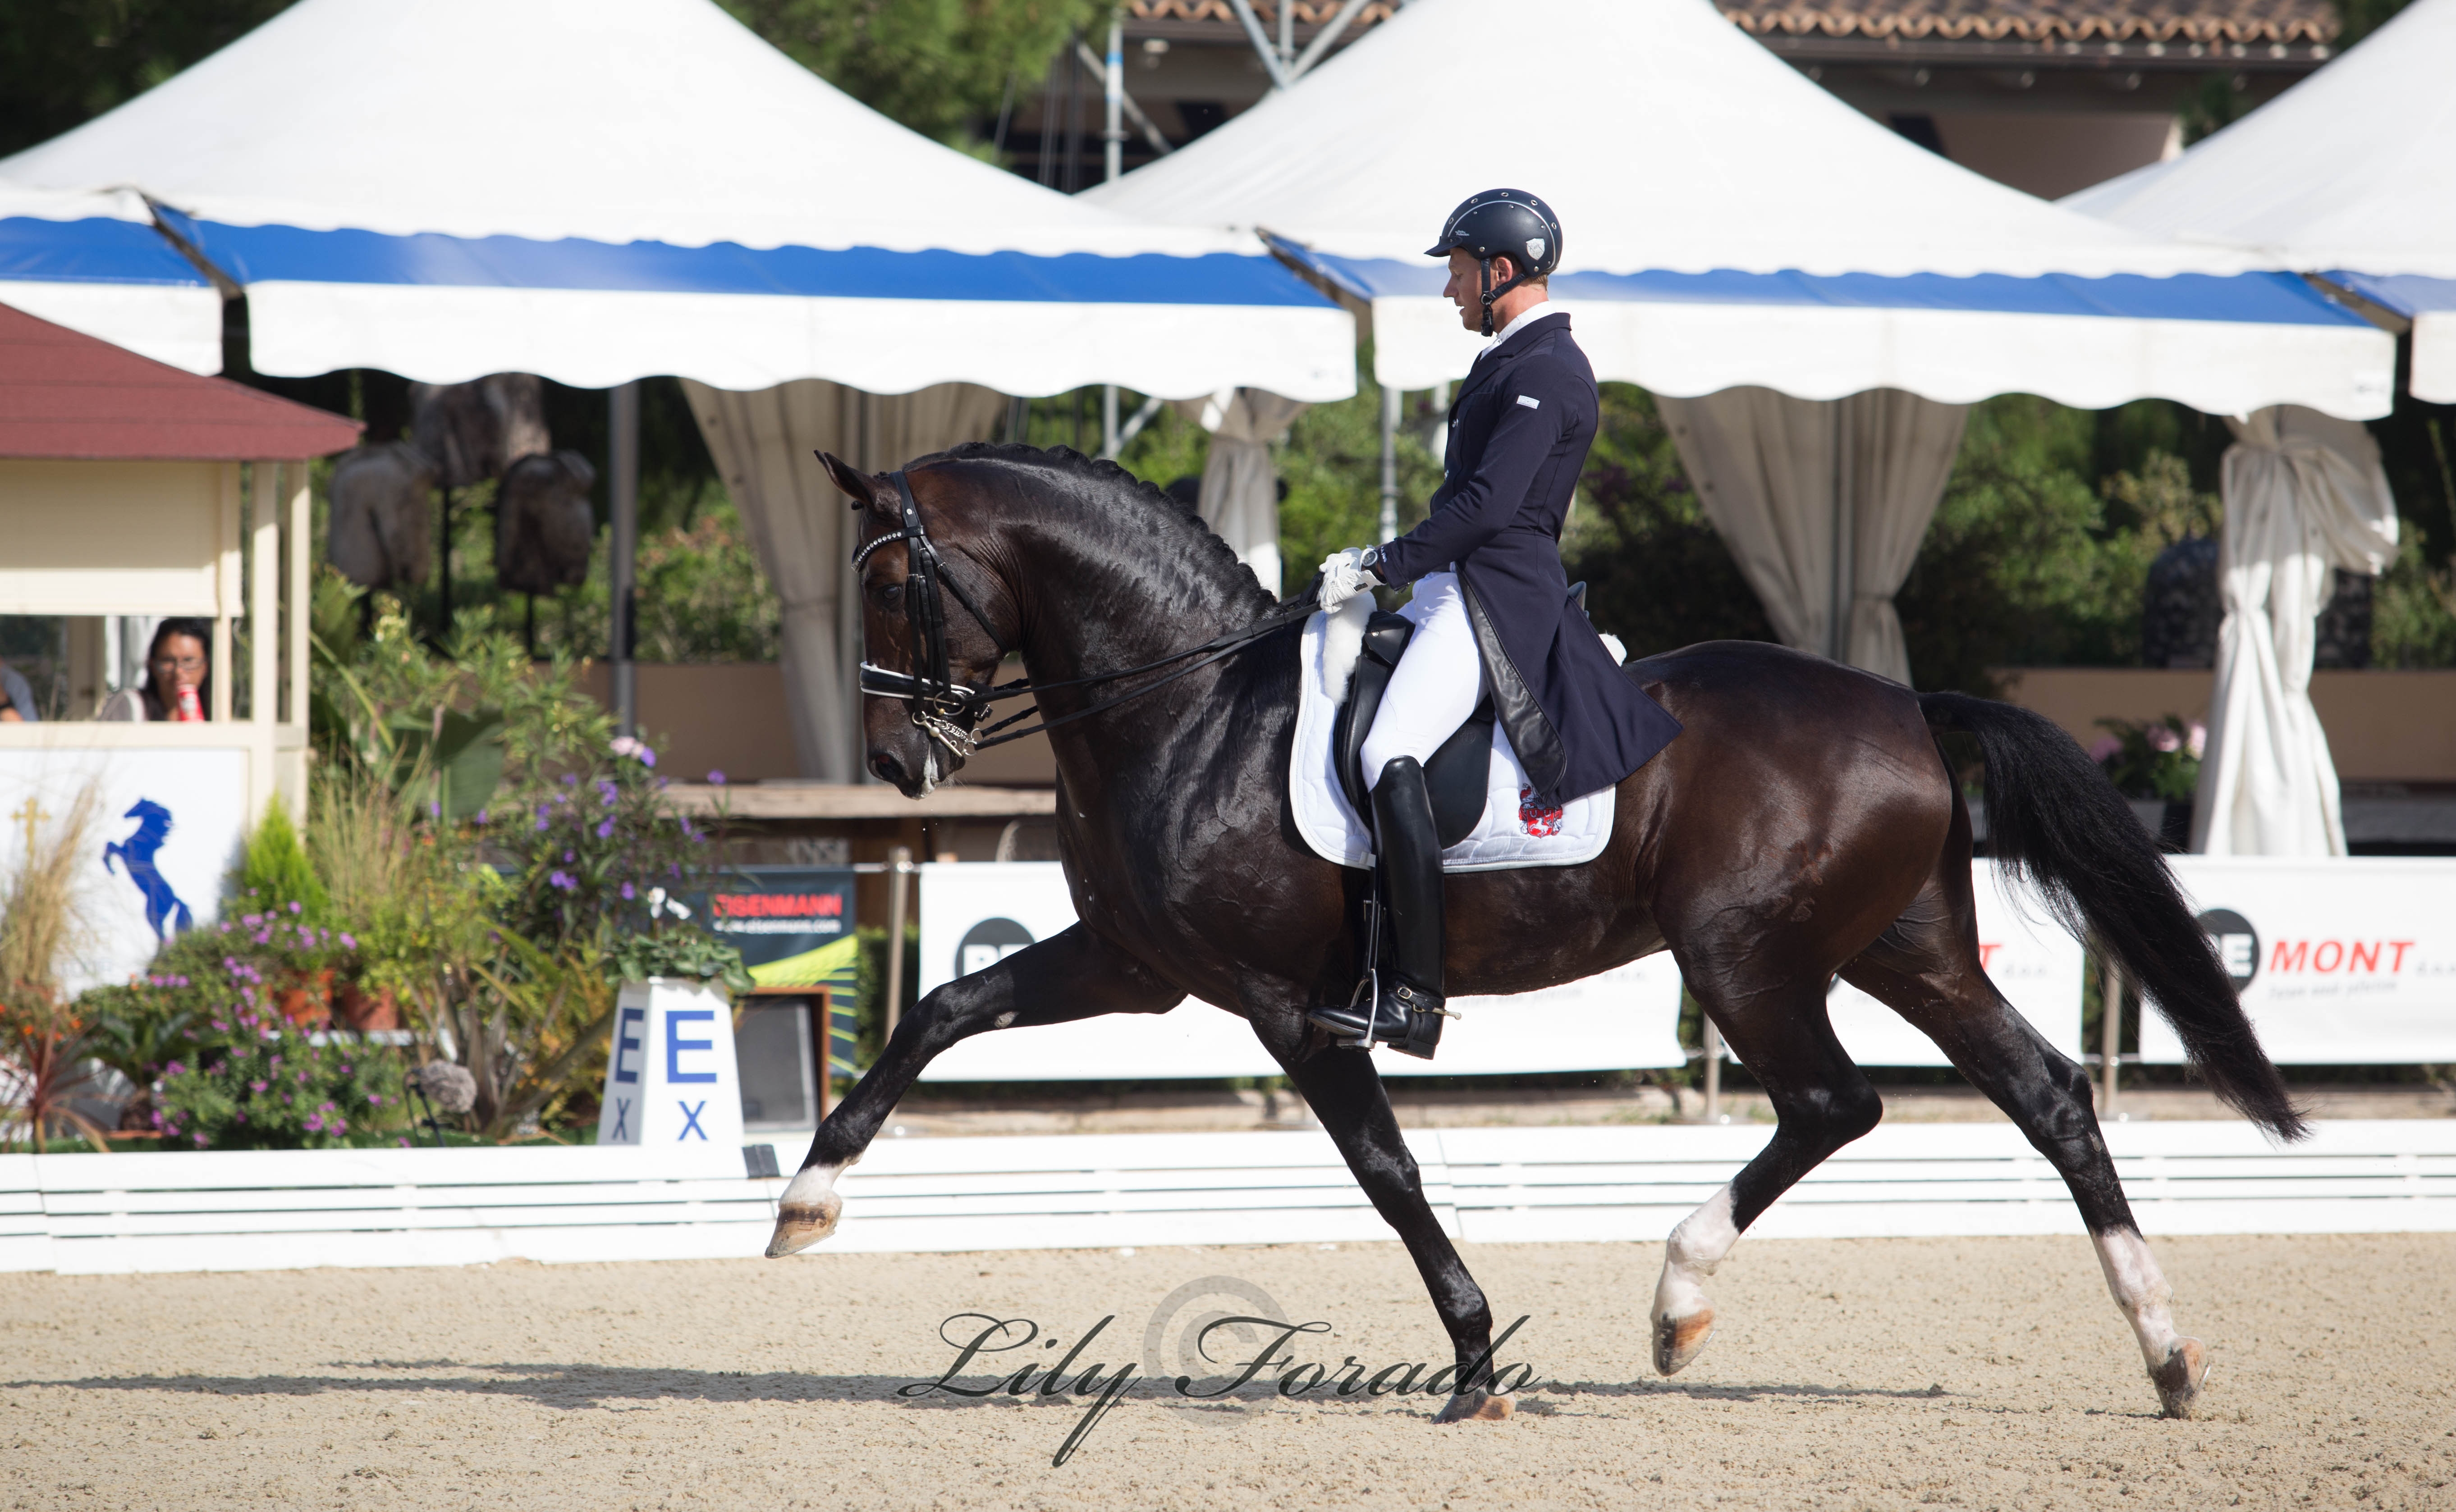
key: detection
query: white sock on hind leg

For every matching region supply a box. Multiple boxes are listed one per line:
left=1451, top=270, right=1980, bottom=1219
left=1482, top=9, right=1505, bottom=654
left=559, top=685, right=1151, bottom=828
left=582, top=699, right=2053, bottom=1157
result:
left=2092, top=1227, right=2183, bottom=1366
left=1655, top=1184, right=1739, bottom=1321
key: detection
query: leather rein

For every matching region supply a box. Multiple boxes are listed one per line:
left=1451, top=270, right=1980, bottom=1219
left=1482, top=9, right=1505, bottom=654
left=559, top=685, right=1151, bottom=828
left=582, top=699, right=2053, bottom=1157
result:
left=851, top=468, right=1314, bottom=759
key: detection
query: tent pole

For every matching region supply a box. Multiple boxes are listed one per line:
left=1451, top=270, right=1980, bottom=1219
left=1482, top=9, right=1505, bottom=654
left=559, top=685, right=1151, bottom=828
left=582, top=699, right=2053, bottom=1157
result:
left=1826, top=403, right=1852, bottom=664
left=1379, top=383, right=1400, bottom=542
left=1099, top=15, right=1124, bottom=461
left=1103, top=12, right=1125, bottom=184
left=609, top=380, right=640, bottom=739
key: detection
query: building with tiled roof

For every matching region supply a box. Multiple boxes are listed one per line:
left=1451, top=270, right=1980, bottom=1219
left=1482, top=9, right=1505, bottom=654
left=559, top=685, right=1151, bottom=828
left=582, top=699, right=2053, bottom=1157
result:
left=999, top=0, right=2337, bottom=201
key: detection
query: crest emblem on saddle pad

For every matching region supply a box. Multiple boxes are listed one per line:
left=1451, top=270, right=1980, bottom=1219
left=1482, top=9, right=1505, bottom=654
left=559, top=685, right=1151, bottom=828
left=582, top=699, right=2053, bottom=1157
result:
left=1518, top=786, right=1564, bottom=838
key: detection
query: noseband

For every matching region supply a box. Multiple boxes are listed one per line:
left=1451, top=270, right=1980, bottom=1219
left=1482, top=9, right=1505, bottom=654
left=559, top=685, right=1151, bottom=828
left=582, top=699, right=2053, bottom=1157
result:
left=848, top=466, right=1313, bottom=763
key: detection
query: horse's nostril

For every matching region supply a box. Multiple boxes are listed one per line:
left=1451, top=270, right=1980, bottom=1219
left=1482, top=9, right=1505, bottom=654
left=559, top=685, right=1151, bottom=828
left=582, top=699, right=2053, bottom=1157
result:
left=870, top=753, right=903, bottom=784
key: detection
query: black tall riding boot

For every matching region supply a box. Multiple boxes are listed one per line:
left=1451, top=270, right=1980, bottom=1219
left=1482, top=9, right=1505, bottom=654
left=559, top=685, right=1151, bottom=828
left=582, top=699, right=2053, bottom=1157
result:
left=1308, top=755, right=1449, bottom=1059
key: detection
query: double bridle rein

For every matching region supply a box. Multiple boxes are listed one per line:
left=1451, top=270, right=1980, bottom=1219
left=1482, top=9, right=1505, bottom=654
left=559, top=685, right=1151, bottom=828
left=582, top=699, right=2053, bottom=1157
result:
left=851, top=467, right=1314, bottom=763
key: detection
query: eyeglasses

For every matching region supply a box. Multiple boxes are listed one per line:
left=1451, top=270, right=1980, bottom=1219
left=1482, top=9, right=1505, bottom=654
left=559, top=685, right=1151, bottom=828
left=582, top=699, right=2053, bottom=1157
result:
left=153, top=654, right=207, bottom=672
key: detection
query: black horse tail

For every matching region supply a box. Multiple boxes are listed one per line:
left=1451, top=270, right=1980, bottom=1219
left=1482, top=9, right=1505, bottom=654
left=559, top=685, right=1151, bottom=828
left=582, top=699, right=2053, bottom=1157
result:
left=1919, top=691, right=2306, bottom=1143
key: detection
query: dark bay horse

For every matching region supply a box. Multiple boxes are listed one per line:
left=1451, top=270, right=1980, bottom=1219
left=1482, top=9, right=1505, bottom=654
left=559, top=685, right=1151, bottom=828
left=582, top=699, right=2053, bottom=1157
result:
left=770, top=443, right=2302, bottom=1424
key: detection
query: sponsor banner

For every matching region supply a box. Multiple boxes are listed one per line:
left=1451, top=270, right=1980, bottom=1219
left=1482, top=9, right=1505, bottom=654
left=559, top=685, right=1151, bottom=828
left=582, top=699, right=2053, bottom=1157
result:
left=698, top=865, right=857, bottom=993
left=2145, top=857, right=2456, bottom=1064
left=1817, top=860, right=2087, bottom=1067
left=915, top=861, right=1686, bottom=1080
left=0, top=747, right=248, bottom=995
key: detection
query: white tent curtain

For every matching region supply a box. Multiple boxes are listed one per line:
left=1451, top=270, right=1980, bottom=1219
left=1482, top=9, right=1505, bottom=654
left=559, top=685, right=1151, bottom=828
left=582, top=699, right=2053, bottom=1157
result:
left=2191, top=405, right=2399, bottom=856
left=681, top=379, right=1005, bottom=780
left=1656, top=388, right=1968, bottom=683
left=1175, top=388, right=1308, bottom=598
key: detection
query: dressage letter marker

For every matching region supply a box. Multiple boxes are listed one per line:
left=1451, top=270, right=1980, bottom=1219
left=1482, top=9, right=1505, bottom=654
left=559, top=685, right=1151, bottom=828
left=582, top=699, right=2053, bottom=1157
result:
left=596, top=979, right=744, bottom=1148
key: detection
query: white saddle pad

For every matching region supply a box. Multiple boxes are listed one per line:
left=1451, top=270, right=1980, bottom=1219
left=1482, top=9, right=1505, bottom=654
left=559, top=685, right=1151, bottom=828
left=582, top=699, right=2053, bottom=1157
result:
left=1289, top=600, right=1615, bottom=872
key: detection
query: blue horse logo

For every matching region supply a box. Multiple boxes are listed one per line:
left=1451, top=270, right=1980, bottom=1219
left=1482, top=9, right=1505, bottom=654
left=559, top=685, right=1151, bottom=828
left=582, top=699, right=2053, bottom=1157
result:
left=103, top=798, right=193, bottom=943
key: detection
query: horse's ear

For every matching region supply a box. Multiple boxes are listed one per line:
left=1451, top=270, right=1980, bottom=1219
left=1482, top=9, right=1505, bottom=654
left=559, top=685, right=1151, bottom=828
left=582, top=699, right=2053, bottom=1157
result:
left=816, top=451, right=889, bottom=514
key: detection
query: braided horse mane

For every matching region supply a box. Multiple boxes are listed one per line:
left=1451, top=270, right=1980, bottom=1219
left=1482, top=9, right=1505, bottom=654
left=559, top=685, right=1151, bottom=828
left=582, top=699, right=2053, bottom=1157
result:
left=909, top=441, right=1284, bottom=618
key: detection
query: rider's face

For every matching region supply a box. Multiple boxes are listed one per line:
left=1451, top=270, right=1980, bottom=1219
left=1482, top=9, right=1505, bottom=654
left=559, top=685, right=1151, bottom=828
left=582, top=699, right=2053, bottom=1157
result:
left=1444, top=249, right=1519, bottom=330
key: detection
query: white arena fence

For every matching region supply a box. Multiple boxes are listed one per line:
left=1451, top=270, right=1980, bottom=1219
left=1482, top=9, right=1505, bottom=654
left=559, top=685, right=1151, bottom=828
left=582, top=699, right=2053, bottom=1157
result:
left=3, top=1121, right=2450, bottom=1274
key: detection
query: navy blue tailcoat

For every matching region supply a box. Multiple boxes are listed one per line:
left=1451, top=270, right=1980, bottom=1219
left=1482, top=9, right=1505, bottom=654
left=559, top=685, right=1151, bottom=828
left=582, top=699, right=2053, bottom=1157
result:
left=1374, top=311, right=1683, bottom=806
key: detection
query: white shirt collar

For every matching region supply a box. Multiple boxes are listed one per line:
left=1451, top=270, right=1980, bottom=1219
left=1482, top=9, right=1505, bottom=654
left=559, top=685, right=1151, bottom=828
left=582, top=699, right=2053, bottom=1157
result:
left=1478, top=301, right=1554, bottom=360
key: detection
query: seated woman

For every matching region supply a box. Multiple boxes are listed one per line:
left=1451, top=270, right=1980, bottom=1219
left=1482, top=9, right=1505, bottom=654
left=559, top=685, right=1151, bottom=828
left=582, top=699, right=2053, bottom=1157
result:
left=98, top=618, right=213, bottom=722
left=0, top=658, right=33, bottom=722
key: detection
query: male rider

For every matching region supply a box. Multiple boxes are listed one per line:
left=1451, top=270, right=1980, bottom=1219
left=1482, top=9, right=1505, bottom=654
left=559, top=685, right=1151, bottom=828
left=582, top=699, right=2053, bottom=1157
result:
left=1308, top=189, right=1684, bottom=1055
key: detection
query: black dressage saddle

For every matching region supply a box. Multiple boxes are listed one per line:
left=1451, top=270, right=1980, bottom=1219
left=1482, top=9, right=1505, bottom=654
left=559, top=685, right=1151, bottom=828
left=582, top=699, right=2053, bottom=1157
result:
left=1332, top=610, right=1496, bottom=847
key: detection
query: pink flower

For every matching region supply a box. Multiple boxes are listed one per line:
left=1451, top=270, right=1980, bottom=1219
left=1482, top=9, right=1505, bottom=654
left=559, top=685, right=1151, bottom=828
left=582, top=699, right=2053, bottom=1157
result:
left=2187, top=721, right=2207, bottom=759
left=2148, top=725, right=2181, bottom=754
left=2088, top=735, right=2122, bottom=764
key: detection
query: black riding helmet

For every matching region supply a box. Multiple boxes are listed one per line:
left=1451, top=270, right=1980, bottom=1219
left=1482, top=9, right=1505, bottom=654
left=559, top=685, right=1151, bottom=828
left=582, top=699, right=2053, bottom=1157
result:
left=1425, top=189, right=1563, bottom=336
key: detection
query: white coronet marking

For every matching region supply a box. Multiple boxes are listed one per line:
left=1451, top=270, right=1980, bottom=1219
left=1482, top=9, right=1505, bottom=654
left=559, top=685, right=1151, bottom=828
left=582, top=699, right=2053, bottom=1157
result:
left=1654, top=1184, right=1739, bottom=1324
left=768, top=1160, right=854, bottom=1257
left=2092, top=1227, right=2183, bottom=1368
left=991, top=1010, right=1018, bottom=1030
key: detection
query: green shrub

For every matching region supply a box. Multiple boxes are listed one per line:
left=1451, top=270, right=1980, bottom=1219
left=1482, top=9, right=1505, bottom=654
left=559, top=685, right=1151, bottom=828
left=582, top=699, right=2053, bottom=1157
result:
left=152, top=1003, right=405, bottom=1150
left=234, top=799, right=330, bottom=921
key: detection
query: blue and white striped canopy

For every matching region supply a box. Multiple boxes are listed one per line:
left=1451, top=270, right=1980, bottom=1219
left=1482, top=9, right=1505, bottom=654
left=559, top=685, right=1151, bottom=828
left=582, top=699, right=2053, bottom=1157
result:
left=0, top=0, right=1355, bottom=401
left=1094, top=0, right=2393, bottom=419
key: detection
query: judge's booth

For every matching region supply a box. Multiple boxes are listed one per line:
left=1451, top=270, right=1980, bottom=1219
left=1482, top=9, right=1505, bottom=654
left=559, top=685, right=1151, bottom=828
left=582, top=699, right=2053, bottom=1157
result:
left=0, top=305, right=358, bottom=991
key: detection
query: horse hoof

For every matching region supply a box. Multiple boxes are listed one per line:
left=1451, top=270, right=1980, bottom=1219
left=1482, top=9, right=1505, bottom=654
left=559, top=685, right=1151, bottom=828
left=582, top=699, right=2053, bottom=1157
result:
left=1653, top=1306, right=1714, bottom=1376
left=2149, top=1337, right=2209, bottom=1419
left=1431, top=1390, right=1514, bottom=1424
left=765, top=1166, right=847, bottom=1257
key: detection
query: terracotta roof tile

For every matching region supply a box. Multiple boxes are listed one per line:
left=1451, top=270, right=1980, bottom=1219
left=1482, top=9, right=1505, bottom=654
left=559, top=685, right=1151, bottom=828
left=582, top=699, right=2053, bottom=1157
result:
left=1126, top=1, right=1403, bottom=24
left=0, top=302, right=361, bottom=461
left=1125, top=0, right=2333, bottom=45
left=1718, top=0, right=2336, bottom=45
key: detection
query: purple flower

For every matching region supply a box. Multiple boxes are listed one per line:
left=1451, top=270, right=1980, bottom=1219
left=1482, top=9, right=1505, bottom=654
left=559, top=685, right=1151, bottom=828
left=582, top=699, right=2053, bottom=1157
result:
left=193, top=1133, right=208, bottom=1147
left=620, top=882, right=635, bottom=901
left=250, top=1080, right=267, bottom=1093
left=242, top=913, right=262, bottom=927
left=163, top=1060, right=187, bottom=1078
left=429, top=800, right=442, bottom=818
left=563, top=772, right=578, bottom=786
left=596, top=820, right=615, bottom=839
left=339, top=933, right=357, bottom=950
left=535, top=808, right=551, bottom=831
left=368, top=1093, right=385, bottom=1105
left=211, top=1020, right=228, bottom=1032
left=550, top=870, right=576, bottom=891
left=706, top=769, right=726, bottom=786
left=474, top=810, right=490, bottom=826
left=289, top=900, right=303, bottom=915
left=563, top=850, right=576, bottom=863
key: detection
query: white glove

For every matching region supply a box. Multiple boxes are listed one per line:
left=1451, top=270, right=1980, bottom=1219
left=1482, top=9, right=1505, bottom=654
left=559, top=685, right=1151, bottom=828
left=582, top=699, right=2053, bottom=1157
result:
left=1317, top=547, right=1372, bottom=611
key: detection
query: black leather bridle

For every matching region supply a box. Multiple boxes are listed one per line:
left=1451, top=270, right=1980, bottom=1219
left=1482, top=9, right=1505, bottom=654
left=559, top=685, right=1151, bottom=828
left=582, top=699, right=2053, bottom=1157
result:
left=849, top=467, right=1314, bottom=763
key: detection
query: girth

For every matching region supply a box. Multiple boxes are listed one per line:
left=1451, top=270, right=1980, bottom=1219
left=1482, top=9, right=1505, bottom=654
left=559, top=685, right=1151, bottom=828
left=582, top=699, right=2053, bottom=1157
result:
left=1330, top=609, right=1495, bottom=848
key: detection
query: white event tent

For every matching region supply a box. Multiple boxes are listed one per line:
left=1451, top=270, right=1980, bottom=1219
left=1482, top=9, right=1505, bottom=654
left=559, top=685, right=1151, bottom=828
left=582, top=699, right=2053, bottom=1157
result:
left=2066, top=0, right=2456, bottom=407
left=2059, top=1, right=2448, bottom=856
left=0, top=183, right=221, bottom=375
left=0, top=0, right=1355, bottom=780
left=1091, top=0, right=2395, bottom=686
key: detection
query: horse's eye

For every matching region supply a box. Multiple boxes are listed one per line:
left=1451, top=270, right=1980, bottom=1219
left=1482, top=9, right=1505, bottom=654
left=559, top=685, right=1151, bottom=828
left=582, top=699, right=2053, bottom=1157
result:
left=879, top=582, right=904, bottom=607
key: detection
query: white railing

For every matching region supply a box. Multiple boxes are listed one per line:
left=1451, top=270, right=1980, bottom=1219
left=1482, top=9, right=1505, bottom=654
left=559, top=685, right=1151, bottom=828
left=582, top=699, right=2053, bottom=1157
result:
left=4, top=1120, right=2450, bottom=1274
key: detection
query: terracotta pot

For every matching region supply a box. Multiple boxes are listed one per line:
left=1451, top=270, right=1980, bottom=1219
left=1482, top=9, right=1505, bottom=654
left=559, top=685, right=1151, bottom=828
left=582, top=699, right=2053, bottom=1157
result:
left=278, top=969, right=334, bottom=1028
left=333, top=980, right=399, bottom=1032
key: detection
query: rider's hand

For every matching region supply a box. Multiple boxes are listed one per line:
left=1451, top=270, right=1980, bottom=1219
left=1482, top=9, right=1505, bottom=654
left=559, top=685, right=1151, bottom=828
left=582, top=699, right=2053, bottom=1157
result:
left=1317, top=548, right=1371, bottom=611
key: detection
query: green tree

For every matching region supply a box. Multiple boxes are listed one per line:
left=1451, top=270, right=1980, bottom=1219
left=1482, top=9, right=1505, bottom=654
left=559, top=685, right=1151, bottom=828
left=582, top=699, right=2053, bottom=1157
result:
left=0, top=0, right=293, bottom=157
left=720, top=0, right=1099, bottom=148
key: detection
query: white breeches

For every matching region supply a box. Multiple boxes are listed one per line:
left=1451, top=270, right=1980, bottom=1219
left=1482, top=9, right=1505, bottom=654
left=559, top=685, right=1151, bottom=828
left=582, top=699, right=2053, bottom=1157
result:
left=1361, top=571, right=1489, bottom=789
